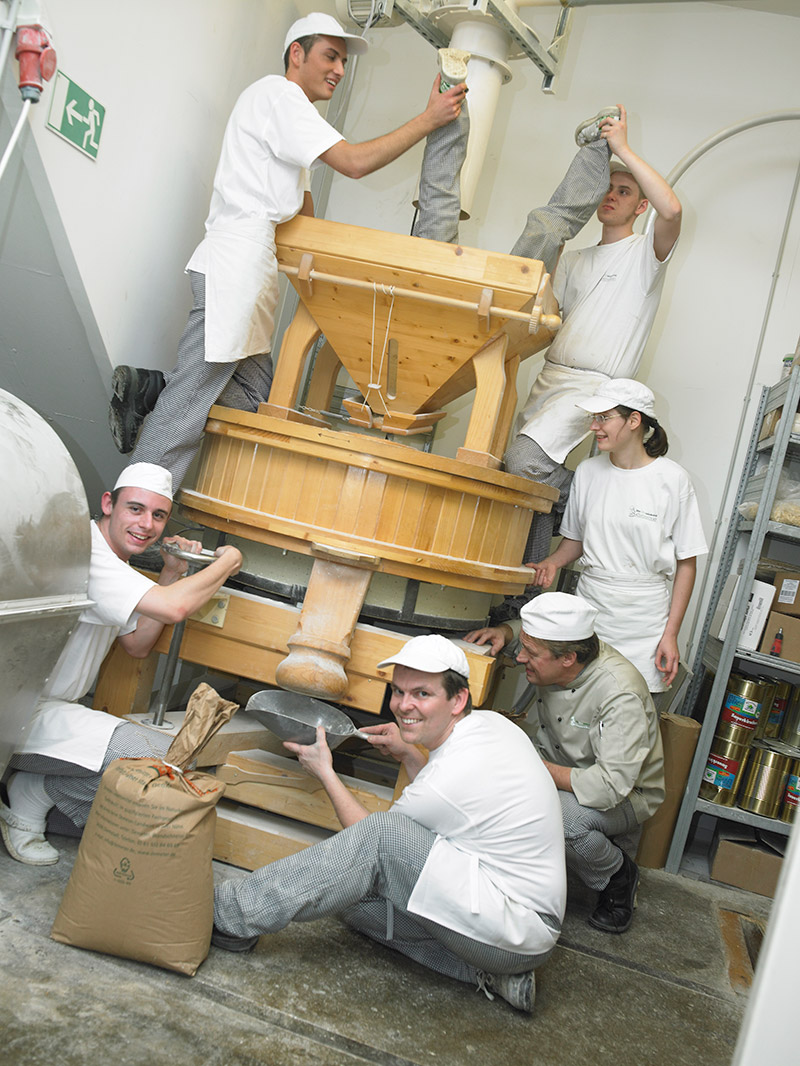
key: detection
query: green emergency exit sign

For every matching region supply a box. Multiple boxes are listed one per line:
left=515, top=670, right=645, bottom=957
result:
left=46, top=71, right=104, bottom=160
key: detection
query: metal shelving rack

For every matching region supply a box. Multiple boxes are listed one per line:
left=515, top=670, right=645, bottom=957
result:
left=665, top=368, right=800, bottom=874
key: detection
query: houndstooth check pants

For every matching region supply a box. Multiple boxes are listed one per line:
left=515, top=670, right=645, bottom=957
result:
left=129, top=270, right=274, bottom=490
left=214, top=810, right=557, bottom=983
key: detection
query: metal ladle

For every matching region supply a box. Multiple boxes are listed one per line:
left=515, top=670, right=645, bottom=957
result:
left=246, top=689, right=372, bottom=749
left=144, top=543, right=220, bottom=729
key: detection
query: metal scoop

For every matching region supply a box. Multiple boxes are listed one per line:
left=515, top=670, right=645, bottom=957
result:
left=246, top=689, right=372, bottom=750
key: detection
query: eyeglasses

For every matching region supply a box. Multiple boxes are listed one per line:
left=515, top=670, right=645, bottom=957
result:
left=590, top=412, right=623, bottom=425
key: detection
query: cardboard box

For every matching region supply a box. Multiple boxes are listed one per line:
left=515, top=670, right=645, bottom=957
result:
left=710, top=826, right=786, bottom=898
left=719, top=578, right=775, bottom=650
left=637, top=713, right=702, bottom=869
left=758, top=610, right=800, bottom=662
left=771, top=570, right=800, bottom=617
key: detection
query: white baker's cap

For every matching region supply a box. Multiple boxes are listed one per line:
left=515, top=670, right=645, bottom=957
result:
left=377, top=634, right=470, bottom=679
left=283, top=13, right=369, bottom=56
left=520, top=593, right=598, bottom=641
left=113, top=463, right=173, bottom=501
left=575, top=378, right=656, bottom=419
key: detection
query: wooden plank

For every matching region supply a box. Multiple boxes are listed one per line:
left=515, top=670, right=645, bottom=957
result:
left=266, top=301, right=321, bottom=410
left=276, top=215, right=544, bottom=296
left=214, top=801, right=332, bottom=871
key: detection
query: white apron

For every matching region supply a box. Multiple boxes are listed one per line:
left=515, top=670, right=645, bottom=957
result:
left=186, top=219, right=278, bottom=364
left=577, top=568, right=671, bottom=693
left=517, top=361, right=611, bottom=464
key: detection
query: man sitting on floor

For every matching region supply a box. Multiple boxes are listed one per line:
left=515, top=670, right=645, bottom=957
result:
left=211, top=634, right=566, bottom=1014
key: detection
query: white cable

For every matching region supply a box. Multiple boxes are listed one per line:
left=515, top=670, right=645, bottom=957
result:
left=0, top=96, right=30, bottom=183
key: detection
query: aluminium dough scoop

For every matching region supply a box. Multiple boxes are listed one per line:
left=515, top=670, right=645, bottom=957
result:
left=246, top=689, right=372, bottom=749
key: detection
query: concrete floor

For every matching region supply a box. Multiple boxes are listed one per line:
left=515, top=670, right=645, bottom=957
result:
left=0, top=835, right=771, bottom=1066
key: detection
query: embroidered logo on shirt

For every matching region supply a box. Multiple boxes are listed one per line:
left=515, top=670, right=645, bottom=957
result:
left=628, top=506, right=658, bottom=522
left=569, top=716, right=592, bottom=729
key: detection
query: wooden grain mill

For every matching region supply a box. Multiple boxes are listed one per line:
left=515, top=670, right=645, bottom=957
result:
left=175, top=215, right=562, bottom=709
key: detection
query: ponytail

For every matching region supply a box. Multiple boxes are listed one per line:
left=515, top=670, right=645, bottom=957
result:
left=615, top=405, right=669, bottom=457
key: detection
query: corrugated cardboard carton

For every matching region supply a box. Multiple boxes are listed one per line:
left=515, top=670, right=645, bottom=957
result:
left=637, top=713, right=701, bottom=869
left=710, top=826, right=785, bottom=898
left=758, top=611, right=800, bottom=662
left=771, top=570, right=800, bottom=617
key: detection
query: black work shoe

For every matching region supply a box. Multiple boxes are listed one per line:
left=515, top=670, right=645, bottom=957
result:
left=588, top=851, right=640, bottom=934
left=210, top=924, right=259, bottom=953
left=108, top=365, right=165, bottom=453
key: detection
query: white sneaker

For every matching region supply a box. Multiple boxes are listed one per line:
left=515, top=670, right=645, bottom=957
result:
left=476, top=969, right=536, bottom=1013
left=0, top=800, right=59, bottom=865
left=575, top=106, right=621, bottom=146
left=0, top=774, right=59, bottom=865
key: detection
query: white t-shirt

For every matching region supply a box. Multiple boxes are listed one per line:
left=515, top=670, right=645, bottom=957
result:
left=560, top=453, right=707, bottom=581
left=186, top=76, right=343, bottom=362
left=548, top=232, right=675, bottom=378
left=392, top=711, right=565, bottom=955
left=515, top=231, right=676, bottom=463
left=18, top=523, right=156, bottom=769
left=560, top=454, right=707, bottom=690
left=202, top=75, right=343, bottom=229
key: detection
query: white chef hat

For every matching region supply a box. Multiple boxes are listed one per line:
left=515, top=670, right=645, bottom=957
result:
left=377, top=634, right=470, bottom=679
left=520, top=593, right=598, bottom=641
left=575, top=378, right=656, bottom=418
left=283, top=13, right=369, bottom=56
left=113, top=463, right=173, bottom=502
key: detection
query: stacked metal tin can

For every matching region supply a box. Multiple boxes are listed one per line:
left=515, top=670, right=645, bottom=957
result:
left=700, top=674, right=800, bottom=821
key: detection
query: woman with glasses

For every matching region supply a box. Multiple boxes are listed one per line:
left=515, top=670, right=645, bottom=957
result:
left=527, top=379, right=707, bottom=692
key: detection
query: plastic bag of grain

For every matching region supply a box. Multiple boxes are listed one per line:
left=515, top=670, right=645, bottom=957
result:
left=50, top=683, right=237, bottom=975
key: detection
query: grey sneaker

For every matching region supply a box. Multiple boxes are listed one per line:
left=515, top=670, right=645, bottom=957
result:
left=108, top=365, right=165, bottom=453
left=575, top=106, right=621, bottom=146
left=476, top=969, right=535, bottom=1013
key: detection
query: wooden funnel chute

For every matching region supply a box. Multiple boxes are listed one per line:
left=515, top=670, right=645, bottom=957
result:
left=266, top=216, right=560, bottom=466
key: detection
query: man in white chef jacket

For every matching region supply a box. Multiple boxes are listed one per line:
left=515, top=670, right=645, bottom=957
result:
left=211, top=634, right=566, bottom=1014
left=109, top=11, right=467, bottom=489
left=0, top=463, right=242, bottom=867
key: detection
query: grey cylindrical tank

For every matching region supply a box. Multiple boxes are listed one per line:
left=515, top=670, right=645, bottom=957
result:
left=0, top=388, right=92, bottom=776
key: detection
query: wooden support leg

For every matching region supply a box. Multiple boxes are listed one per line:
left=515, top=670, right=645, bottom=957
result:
left=92, top=642, right=159, bottom=719
left=259, top=301, right=322, bottom=420
left=490, top=352, right=520, bottom=460
left=303, top=340, right=343, bottom=418
left=456, top=332, right=509, bottom=468
left=276, top=559, right=374, bottom=699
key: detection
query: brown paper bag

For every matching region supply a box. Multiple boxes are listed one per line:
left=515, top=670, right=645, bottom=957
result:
left=50, top=683, right=237, bottom=975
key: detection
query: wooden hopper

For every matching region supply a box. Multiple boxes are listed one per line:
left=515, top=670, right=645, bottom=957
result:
left=180, top=218, right=561, bottom=702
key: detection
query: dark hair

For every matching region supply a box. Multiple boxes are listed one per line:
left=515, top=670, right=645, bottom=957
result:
left=441, top=669, right=473, bottom=713
left=539, top=633, right=600, bottom=665
left=283, top=34, right=320, bottom=72
left=616, top=405, right=669, bottom=458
